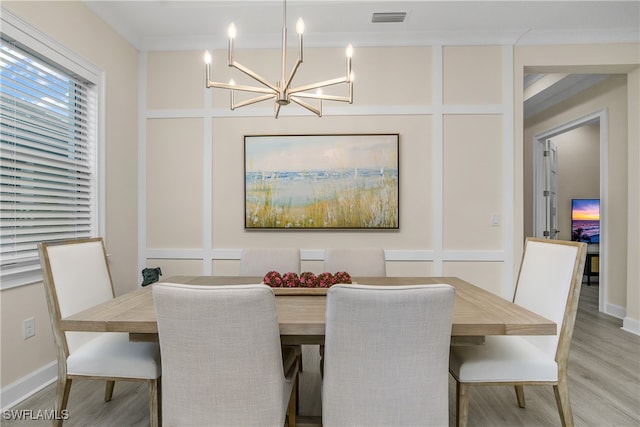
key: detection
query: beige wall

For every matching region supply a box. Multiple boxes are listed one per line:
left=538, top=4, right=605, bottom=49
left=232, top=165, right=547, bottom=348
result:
left=516, top=44, right=639, bottom=322
left=555, top=125, right=600, bottom=242
left=0, top=283, right=53, bottom=388
left=626, top=67, right=640, bottom=327
left=142, top=45, right=509, bottom=294
left=523, top=75, right=629, bottom=310
left=1, top=1, right=139, bottom=389
left=1, top=0, right=638, bottom=405
left=523, top=123, right=600, bottom=243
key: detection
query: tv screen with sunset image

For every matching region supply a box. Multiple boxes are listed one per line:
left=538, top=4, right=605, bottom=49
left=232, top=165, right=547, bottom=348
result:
left=571, top=199, right=600, bottom=243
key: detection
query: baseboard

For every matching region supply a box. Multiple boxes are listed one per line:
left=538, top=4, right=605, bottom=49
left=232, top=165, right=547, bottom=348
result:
left=605, top=302, right=626, bottom=320
left=1, top=361, right=57, bottom=411
left=604, top=302, right=639, bottom=336
left=622, top=316, right=640, bottom=336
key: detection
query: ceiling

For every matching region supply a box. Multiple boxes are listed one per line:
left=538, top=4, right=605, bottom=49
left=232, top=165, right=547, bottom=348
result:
left=82, top=1, right=639, bottom=118
left=83, top=1, right=639, bottom=51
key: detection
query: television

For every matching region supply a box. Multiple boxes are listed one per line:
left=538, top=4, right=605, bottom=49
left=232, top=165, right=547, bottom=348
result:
left=571, top=199, right=600, bottom=243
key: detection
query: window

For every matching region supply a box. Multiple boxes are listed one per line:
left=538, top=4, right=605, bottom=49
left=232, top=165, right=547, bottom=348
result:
left=0, top=11, right=101, bottom=288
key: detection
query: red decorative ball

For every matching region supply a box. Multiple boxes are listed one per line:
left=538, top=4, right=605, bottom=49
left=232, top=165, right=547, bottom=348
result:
left=263, top=271, right=283, bottom=287
left=282, top=272, right=300, bottom=287
left=299, top=272, right=317, bottom=287
left=334, top=271, right=352, bottom=284
left=316, top=272, right=334, bottom=288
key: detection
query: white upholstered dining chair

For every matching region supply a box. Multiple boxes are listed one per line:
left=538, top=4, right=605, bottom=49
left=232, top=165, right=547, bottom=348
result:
left=322, top=284, right=455, bottom=427
left=38, top=238, right=161, bottom=427
left=239, top=247, right=303, bottom=372
left=449, top=237, right=587, bottom=427
left=239, top=247, right=301, bottom=275
left=320, top=248, right=388, bottom=377
left=153, top=283, right=299, bottom=427
left=323, top=247, right=386, bottom=276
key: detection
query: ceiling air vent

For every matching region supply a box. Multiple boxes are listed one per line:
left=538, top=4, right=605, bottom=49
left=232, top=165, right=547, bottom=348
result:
left=371, top=12, right=407, bottom=23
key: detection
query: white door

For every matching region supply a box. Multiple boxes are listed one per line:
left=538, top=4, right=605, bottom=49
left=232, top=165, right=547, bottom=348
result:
left=543, top=139, right=559, bottom=239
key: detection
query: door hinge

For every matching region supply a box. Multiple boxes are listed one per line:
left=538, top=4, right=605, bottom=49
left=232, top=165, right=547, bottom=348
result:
left=543, top=230, right=550, bottom=237
left=543, top=190, right=550, bottom=197
left=543, top=150, right=550, bottom=157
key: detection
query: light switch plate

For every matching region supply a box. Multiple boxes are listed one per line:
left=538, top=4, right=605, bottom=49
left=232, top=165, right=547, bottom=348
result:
left=24, top=318, right=35, bottom=339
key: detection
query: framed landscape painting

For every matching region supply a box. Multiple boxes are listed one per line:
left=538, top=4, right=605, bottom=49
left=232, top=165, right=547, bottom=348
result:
left=244, top=134, right=399, bottom=229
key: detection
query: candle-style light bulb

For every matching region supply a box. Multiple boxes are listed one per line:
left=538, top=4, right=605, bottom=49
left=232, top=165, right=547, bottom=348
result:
left=229, top=78, right=235, bottom=86
left=228, top=23, right=237, bottom=39
left=227, top=23, right=237, bottom=65
left=204, top=50, right=212, bottom=87
left=296, top=18, right=305, bottom=35
left=346, top=44, right=353, bottom=81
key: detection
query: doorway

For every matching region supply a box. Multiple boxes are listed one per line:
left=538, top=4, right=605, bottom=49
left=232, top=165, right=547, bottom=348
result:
left=532, top=109, right=607, bottom=310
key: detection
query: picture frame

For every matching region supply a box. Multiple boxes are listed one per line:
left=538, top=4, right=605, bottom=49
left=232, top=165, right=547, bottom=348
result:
left=571, top=198, right=600, bottom=243
left=244, top=134, right=399, bottom=229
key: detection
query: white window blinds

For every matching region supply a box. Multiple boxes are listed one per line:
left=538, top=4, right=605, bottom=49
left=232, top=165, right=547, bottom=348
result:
left=0, top=36, right=97, bottom=285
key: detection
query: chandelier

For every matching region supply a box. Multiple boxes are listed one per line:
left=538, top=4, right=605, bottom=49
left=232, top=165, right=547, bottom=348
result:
left=204, top=0, right=353, bottom=118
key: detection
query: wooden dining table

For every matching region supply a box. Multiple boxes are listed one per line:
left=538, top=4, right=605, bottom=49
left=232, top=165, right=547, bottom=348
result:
left=59, top=276, right=556, bottom=344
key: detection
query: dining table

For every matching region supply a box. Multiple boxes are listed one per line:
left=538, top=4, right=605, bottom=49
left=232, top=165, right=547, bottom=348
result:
left=59, top=275, right=556, bottom=345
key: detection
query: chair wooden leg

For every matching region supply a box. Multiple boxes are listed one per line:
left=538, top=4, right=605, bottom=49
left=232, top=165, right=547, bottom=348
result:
left=55, top=376, right=72, bottom=427
left=295, top=370, right=299, bottom=415
left=158, top=376, right=162, bottom=426
left=287, top=378, right=297, bottom=427
left=148, top=378, right=159, bottom=427
left=514, top=385, right=526, bottom=408
left=456, top=381, right=470, bottom=427
left=554, top=378, right=574, bottom=427
left=297, top=346, right=303, bottom=372
left=104, top=380, right=115, bottom=402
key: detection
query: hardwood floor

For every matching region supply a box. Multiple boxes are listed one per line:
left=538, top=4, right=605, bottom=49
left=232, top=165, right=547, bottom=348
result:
left=4, top=283, right=638, bottom=426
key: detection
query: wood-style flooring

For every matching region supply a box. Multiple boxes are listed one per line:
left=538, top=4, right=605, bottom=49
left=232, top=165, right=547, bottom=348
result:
left=3, top=282, right=639, bottom=426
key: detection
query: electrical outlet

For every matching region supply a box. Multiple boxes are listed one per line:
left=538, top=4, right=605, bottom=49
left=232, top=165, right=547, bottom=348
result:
left=23, top=318, right=35, bottom=339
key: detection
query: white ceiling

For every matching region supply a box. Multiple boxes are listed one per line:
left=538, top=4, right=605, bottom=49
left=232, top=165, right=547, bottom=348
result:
left=82, top=1, right=639, bottom=118
left=83, top=1, right=639, bottom=52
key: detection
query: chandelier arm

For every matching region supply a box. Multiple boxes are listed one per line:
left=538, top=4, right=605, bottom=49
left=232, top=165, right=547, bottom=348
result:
left=275, top=103, right=282, bottom=119
left=290, top=96, right=321, bottom=117
left=284, top=57, right=303, bottom=93
left=232, top=94, right=276, bottom=110
left=230, top=61, right=279, bottom=93
left=280, top=16, right=287, bottom=88
left=207, top=80, right=275, bottom=95
left=289, top=76, right=349, bottom=94
left=283, top=29, right=304, bottom=91
left=292, top=92, right=352, bottom=103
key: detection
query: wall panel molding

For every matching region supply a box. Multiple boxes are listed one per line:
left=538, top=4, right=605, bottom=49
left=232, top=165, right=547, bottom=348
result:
left=139, top=44, right=515, bottom=285
left=144, top=248, right=505, bottom=263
